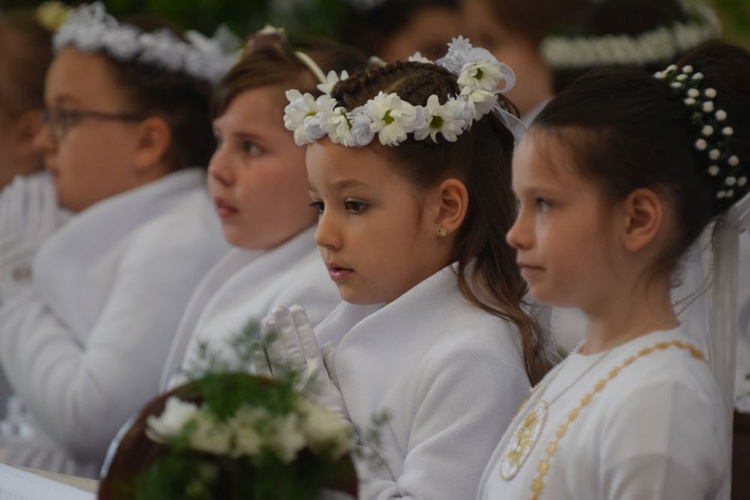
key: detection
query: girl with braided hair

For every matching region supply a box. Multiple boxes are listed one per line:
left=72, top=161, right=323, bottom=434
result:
left=256, top=38, right=551, bottom=499
left=479, top=40, right=750, bottom=499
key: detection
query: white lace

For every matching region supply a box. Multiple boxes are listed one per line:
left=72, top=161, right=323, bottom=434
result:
left=53, top=2, right=237, bottom=84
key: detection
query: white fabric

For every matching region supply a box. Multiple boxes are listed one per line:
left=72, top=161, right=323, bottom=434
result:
left=479, top=327, right=728, bottom=500
left=520, top=98, right=551, bottom=127
left=0, top=173, right=70, bottom=305
left=160, top=226, right=342, bottom=390
left=0, top=169, right=230, bottom=478
left=317, top=265, right=531, bottom=500
left=0, top=173, right=70, bottom=421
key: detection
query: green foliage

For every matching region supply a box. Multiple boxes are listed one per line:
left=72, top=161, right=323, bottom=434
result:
left=101, top=320, right=359, bottom=499
left=2, top=0, right=348, bottom=39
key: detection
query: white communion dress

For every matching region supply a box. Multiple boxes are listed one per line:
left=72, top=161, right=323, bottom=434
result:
left=315, top=265, right=532, bottom=500
left=160, top=225, right=342, bottom=390
left=479, top=327, right=728, bottom=500
left=0, top=168, right=230, bottom=478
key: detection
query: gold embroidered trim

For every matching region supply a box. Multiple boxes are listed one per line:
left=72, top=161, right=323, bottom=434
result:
left=528, top=340, right=707, bottom=500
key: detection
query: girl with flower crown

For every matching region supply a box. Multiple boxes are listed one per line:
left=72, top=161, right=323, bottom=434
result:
left=257, top=37, right=551, bottom=499
left=0, top=3, right=233, bottom=478
left=478, top=40, right=750, bottom=499
left=157, top=29, right=369, bottom=391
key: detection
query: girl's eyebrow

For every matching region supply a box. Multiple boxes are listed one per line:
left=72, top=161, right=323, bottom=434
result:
left=309, top=179, right=370, bottom=194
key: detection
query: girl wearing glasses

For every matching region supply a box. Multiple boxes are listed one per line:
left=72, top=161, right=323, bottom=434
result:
left=0, top=3, right=231, bottom=478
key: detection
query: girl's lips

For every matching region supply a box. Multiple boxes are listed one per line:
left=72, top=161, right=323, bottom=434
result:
left=517, top=262, right=543, bottom=278
left=214, top=199, right=238, bottom=219
left=327, top=265, right=354, bottom=282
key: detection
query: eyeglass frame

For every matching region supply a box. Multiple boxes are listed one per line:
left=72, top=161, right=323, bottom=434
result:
left=42, top=107, right=149, bottom=141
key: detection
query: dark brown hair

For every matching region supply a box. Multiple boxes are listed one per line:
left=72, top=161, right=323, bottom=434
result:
left=213, top=34, right=369, bottom=120
left=532, top=41, right=750, bottom=279
left=484, top=0, right=584, bottom=46
left=0, top=10, right=53, bottom=119
left=91, top=16, right=216, bottom=171
left=332, top=61, right=548, bottom=383
left=338, top=0, right=459, bottom=60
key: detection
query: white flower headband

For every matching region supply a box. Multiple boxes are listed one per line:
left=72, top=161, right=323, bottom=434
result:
left=53, top=2, right=238, bottom=84
left=654, top=64, right=746, bottom=210
left=541, top=3, right=720, bottom=70
left=283, top=36, right=525, bottom=147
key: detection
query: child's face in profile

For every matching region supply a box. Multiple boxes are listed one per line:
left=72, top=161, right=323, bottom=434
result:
left=506, top=130, right=617, bottom=310
left=208, top=85, right=317, bottom=250
left=35, top=48, right=145, bottom=212
left=306, top=138, right=447, bottom=305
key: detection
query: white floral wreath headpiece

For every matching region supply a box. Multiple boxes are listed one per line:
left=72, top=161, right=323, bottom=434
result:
left=283, top=36, right=525, bottom=147
left=541, top=3, right=720, bottom=70
left=53, top=2, right=238, bottom=84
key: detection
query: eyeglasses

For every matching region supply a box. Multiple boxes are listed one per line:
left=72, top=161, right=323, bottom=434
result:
left=42, top=107, right=148, bottom=141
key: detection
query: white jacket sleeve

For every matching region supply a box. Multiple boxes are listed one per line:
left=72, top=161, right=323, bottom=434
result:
left=0, top=218, right=221, bottom=464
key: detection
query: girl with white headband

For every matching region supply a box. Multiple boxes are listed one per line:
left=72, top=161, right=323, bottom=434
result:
left=0, top=3, right=233, bottom=478
left=158, top=27, right=369, bottom=391
left=479, top=40, right=750, bottom=499
left=257, top=37, right=552, bottom=499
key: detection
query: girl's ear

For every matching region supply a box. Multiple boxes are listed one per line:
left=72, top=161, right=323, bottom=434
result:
left=133, top=116, right=172, bottom=174
left=433, top=178, right=469, bottom=237
left=620, top=187, right=664, bottom=252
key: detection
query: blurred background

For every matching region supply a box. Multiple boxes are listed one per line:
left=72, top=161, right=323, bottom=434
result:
left=0, top=0, right=747, bottom=47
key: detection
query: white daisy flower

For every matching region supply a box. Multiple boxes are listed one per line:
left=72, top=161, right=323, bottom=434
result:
left=365, top=92, right=417, bottom=146
left=317, top=70, right=349, bottom=94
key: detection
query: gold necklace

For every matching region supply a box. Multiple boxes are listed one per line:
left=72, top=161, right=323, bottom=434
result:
left=498, top=343, right=611, bottom=480
left=522, top=340, right=707, bottom=500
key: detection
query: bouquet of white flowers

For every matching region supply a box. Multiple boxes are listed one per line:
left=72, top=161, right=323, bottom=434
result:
left=98, top=324, right=357, bottom=500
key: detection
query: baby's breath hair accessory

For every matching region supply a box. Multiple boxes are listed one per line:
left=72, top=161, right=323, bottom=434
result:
left=654, top=63, right=746, bottom=211
left=542, top=3, right=720, bottom=70
left=53, top=2, right=238, bottom=84
left=283, top=36, right=525, bottom=148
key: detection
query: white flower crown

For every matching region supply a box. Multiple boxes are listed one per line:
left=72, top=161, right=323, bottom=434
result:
left=654, top=63, right=746, bottom=208
left=541, top=4, right=720, bottom=70
left=53, top=2, right=238, bottom=84
left=283, top=36, right=523, bottom=147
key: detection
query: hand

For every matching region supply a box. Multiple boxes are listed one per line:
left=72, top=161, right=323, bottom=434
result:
left=256, top=305, right=348, bottom=419
left=0, top=173, right=62, bottom=303
left=0, top=173, right=60, bottom=243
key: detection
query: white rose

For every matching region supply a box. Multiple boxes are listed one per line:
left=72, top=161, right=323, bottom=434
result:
left=146, top=397, right=199, bottom=440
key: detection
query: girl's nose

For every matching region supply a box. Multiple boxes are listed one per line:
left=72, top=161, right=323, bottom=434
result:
left=32, top=120, right=55, bottom=155
left=314, top=209, right=341, bottom=251
left=207, top=147, right=234, bottom=186
left=506, top=211, right=531, bottom=250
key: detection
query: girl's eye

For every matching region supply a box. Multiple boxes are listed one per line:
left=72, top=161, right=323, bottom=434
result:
left=536, top=198, right=551, bottom=211
left=213, top=135, right=224, bottom=147
left=242, top=141, right=262, bottom=155
left=309, top=200, right=324, bottom=214
left=344, top=200, right=368, bottom=214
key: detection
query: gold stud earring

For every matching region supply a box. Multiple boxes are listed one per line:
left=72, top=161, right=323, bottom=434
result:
left=436, top=227, right=448, bottom=237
